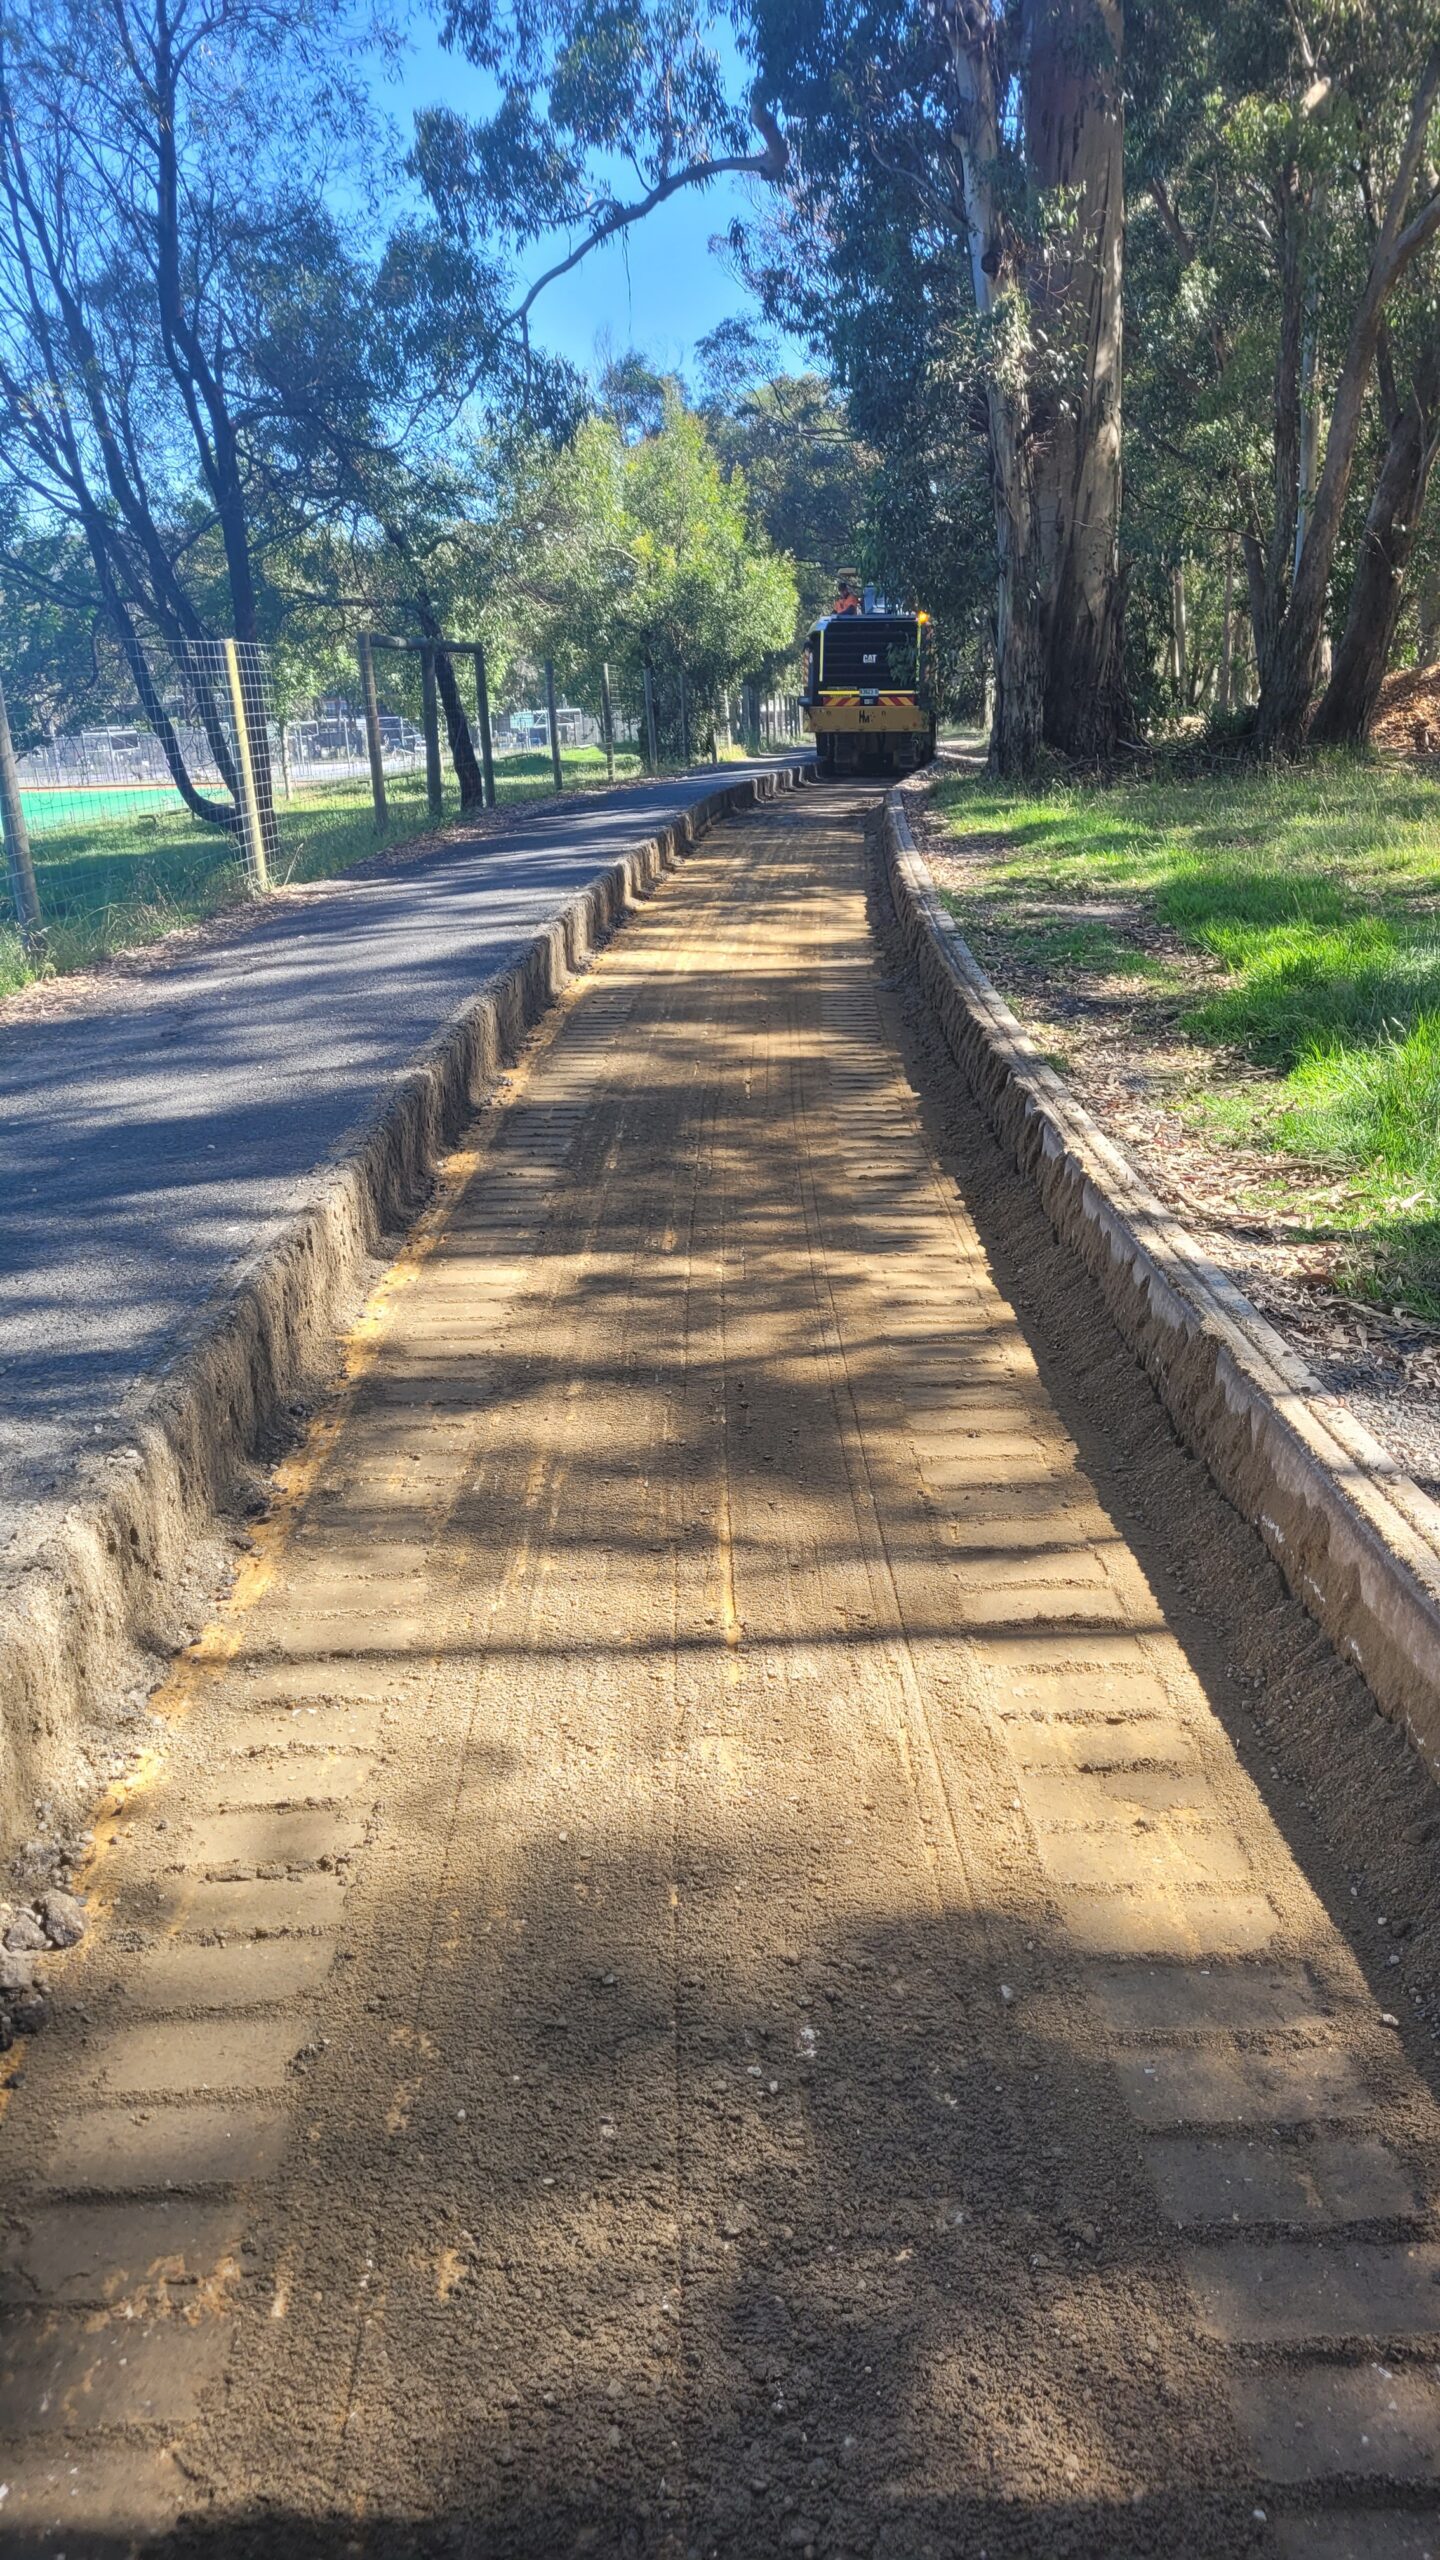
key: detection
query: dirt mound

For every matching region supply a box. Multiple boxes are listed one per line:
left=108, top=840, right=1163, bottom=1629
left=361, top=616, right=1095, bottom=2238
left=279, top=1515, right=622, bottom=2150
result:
left=1373, top=657, right=1440, bottom=754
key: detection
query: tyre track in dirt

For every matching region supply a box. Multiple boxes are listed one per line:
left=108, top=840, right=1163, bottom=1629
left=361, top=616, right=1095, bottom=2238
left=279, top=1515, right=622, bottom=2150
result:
left=0, top=786, right=1438, bottom=2557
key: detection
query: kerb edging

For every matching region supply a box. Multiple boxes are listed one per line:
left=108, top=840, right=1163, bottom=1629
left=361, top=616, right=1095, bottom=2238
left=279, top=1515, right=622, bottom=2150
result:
left=884, top=783, right=1440, bottom=1776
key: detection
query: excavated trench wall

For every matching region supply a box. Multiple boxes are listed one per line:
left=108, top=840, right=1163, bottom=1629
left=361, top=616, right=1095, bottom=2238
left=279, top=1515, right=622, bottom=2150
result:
left=884, top=784, right=1440, bottom=1780
left=0, top=768, right=814, bottom=1868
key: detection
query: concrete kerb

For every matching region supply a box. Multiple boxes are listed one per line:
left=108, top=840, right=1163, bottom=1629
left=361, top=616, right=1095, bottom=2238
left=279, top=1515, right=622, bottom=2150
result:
left=884, top=779, right=1440, bottom=1779
left=0, top=763, right=815, bottom=1869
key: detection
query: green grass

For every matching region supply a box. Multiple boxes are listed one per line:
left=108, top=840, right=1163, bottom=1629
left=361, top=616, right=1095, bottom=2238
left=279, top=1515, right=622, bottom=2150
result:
left=932, top=757, right=1440, bottom=1314
left=0, top=747, right=650, bottom=1000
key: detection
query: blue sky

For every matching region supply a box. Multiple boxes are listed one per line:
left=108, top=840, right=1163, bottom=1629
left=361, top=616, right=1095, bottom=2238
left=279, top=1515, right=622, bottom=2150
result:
left=371, top=19, right=810, bottom=388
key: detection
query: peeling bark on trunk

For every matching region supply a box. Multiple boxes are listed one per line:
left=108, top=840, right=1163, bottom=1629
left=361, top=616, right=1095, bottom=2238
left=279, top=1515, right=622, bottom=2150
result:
left=991, top=547, right=1047, bottom=778
left=1028, top=0, right=1129, bottom=760
left=945, top=0, right=1128, bottom=774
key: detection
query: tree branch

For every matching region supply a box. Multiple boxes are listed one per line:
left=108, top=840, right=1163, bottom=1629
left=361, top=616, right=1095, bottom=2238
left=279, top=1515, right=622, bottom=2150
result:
left=506, top=95, right=787, bottom=329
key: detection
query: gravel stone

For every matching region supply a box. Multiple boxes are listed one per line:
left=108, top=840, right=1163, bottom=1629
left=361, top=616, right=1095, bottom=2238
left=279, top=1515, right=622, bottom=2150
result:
left=38, top=1889, right=86, bottom=1948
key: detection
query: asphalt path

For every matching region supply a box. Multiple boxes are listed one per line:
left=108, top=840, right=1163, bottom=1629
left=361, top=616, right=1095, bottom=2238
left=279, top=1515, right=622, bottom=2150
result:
left=0, top=765, right=797, bottom=1554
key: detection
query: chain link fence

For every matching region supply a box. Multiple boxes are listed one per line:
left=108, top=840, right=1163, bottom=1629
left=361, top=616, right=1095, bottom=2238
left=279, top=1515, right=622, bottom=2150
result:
left=0, top=633, right=805, bottom=992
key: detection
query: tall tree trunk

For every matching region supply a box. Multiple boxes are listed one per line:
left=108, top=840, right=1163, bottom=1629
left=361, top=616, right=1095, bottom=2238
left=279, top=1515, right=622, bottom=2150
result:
left=946, top=5, right=1038, bottom=776
left=1293, top=181, right=1326, bottom=582
left=1310, top=346, right=1440, bottom=744
left=430, top=643, right=485, bottom=810
left=1028, top=0, right=1129, bottom=759
left=944, top=0, right=1127, bottom=774
left=1255, top=45, right=1440, bottom=751
left=1169, top=562, right=1188, bottom=698
left=990, top=557, right=1047, bottom=776
left=1218, top=536, right=1236, bottom=711
left=987, top=338, right=1047, bottom=774
left=1244, top=190, right=1309, bottom=691
left=1419, top=566, right=1440, bottom=663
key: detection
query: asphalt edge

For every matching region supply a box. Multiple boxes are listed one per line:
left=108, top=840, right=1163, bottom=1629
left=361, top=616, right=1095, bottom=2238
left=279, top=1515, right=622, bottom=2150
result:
left=884, top=777, right=1440, bottom=1779
left=0, top=763, right=815, bottom=1866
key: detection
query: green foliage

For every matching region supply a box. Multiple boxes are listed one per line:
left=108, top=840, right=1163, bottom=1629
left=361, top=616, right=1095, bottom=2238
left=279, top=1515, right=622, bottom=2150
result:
left=1283, top=1015, right=1440, bottom=1188
left=413, top=0, right=753, bottom=260
left=1123, top=0, right=1440, bottom=720
left=499, top=397, right=799, bottom=713
left=726, top=0, right=1001, bottom=698
left=1187, top=920, right=1440, bottom=1063
left=694, top=337, right=876, bottom=627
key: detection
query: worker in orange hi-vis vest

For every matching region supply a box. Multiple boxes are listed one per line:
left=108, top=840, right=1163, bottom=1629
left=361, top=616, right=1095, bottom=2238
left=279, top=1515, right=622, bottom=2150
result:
left=832, top=572, right=862, bottom=615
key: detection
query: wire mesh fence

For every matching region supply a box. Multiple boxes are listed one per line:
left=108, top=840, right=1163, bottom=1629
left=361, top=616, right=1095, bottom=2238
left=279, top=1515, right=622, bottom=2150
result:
left=0, top=632, right=805, bottom=992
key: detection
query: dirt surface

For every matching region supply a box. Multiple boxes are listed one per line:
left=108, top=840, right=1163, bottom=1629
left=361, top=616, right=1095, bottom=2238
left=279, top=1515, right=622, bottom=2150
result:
left=3, top=786, right=1440, bottom=2555
left=1373, top=661, right=1440, bottom=758
left=913, top=774, right=1440, bottom=1500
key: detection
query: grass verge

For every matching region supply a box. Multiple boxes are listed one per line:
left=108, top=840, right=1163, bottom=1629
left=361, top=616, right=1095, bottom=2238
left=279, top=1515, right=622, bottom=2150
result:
left=930, top=756, right=1440, bottom=1317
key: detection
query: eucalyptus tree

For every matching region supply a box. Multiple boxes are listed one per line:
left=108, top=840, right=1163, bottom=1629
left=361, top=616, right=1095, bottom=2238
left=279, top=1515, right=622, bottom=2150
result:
left=407, top=0, right=787, bottom=370
left=1310, top=300, right=1440, bottom=743
left=727, top=0, right=1129, bottom=773
left=1127, top=0, right=1440, bottom=752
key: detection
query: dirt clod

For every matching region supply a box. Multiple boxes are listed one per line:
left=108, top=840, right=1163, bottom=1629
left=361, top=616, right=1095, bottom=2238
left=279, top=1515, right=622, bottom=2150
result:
left=38, top=1887, right=85, bottom=1947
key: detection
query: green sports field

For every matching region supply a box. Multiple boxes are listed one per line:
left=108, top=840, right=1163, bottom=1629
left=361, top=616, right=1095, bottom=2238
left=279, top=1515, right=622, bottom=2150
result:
left=20, top=783, right=187, bottom=826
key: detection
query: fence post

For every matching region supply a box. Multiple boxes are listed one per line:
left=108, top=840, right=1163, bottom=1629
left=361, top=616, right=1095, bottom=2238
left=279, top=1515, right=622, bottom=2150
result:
left=642, top=663, right=659, bottom=771
left=678, top=665, right=691, bottom=766
left=544, top=659, right=564, bottom=790
left=0, top=672, right=43, bottom=952
left=222, top=638, right=270, bottom=894
left=421, top=646, right=443, bottom=818
left=599, top=661, right=616, bottom=784
left=474, top=646, right=497, bottom=808
left=357, top=634, right=388, bottom=827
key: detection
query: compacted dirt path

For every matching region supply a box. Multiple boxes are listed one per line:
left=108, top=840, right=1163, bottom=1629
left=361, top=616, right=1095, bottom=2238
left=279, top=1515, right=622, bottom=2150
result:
left=2, top=786, right=1439, bottom=2557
